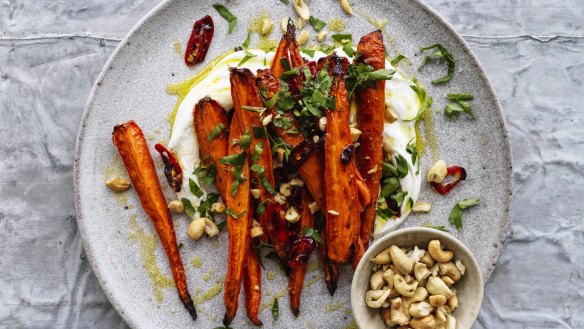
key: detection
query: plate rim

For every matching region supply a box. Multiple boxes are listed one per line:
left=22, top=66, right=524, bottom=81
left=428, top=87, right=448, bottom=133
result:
left=74, top=0, right=513, bottom=327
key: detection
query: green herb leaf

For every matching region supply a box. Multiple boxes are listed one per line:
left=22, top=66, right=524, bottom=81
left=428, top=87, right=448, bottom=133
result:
left=197, top=192, right=220, bottom=218
left=346, top=63, right=395, bottom=97
left=181, top=198, right=196, bottom=217
left=391, top=191, right=408, bottom=207
left=423, top=222, right=449, bottom=232
left=380, top=177, right=400, bottom=198
left=419, top=43, right=455, bottom=84
left=342, top=44, right=355, bottom=57
left=376, top=199, right=397, bottom=220
left=219, top=152, right=246, bottom=166
left=273, top=116, right=293, bottom=129
left=407, top=197, right=414, bottom=209
left=301, top=48, right=316, bottom=57
left=390, top=54, right=407, bottom=66
left=241, top=106, right=266, bottom=114
left=331, top=33, right=352, bottom=44
left=258, top=172, right=277, bottom=195
left=252, top=126, right=267, bottom=139
left=279, top=0, right=289, bottom=4
left=272, top=298, right=280, bottom=320
left=252, top=141, right=264, bottom=163
left=189, top=178, right=204, bottom=198
left=212, top=4, right=237, bottom=34
left=395, top=155, right=409, bottom=178
left=239, top=130, right=251, bottom=149
left=444, top=101, right=475, bottom=119
left=208, top=123, right=226, bottom=141
left=238, top=50, right=257, bottom=66
left=178, top=242, right=184, bottom=249
left=406, top=139, right=420, bottom=174
left=309, top=16, right=326, bottom=31
left=382, top=161, right=398, bottom=177
left=217, top=220, right=227, bottom=231
left=320, top=44, right=335, bottom=54
left=193, top=163, right=217, bottom=185
left=256, top=199, right=272, bottom=216
left=302, top=227, right=323, bottom=244
left=242, top=30, right=252, bottom=49
left=458, top=197, right=480, bottom=209
left=263, top=91, right=279, bottom=108
left=446, top=93, right=474, bottom=102
left=225, top=207, right=245, bottom=219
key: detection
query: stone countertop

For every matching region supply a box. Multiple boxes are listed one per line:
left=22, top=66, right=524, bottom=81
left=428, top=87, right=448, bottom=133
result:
left=1, top=0, right=583, bottom=328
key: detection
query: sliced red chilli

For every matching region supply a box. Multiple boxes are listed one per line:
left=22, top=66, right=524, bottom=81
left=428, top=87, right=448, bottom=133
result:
left=184, top=15, right=214, bottom=66
left=154, top=143, right=183, bottom=192
left=430, top=165, right=467, bottom=195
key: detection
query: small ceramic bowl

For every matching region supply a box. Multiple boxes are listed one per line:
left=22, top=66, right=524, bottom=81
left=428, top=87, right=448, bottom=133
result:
left=351, top=227, right=484, bottom=329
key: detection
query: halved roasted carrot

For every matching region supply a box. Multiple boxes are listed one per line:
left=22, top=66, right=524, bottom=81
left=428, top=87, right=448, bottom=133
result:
left=193, top=96, right=229, bottom=201
left=112, top=121, right=197, bottom=321
left=243, top=207, right=262, bottom=326
left=314, top=211, right=339, bottom=295
left=255, top=69, right=327, bottom=210
left=222, top=113, right=252, bottom=326
left=323, top=56, right=362, bottom=264
left=229, top=67, right=290, bottom=261
left=270, top=28, right=291, bottom=78
left=355, top=31, right=387, bottom=253
left=288, top=188, right=315, bottom=316
left=285, top=20, right=305, bottom=69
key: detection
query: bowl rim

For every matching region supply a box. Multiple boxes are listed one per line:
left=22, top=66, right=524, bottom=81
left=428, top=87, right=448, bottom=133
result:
left=351, top=227, right=484, bottom=329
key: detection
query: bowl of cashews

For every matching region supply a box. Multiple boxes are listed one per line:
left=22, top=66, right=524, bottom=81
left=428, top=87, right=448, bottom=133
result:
left=351, top=227, right=484, bottom=329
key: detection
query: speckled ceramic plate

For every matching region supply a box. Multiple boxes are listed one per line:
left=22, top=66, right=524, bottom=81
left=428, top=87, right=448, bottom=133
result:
left=74, top=0, right=511, bottom=328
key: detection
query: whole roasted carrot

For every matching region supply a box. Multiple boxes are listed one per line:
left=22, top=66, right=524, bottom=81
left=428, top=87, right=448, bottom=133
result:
left=112, top=121, right=197, bottom=321
left=222, top=113, right=252, bottom=326
left=287, top=188, right=317, bottom=315
left=255, top=69, right=327, bottom=210
left=314, top=210, right=339, bottom=295
left=230, top=67, right=290, bottom=261
left=193, top=96, right=229, bottom=201
left=324, top=57, right=362, bottom=264
left=355, top=31, right=387, bottom=252
left=243, top=207, right=262, bottom=326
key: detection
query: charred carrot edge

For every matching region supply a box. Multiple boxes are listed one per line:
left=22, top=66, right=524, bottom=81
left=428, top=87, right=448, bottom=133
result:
left=270, top=31, right=291, bottom=78
left=324, top=56, right=362, bottom=264
left=285, top=19, right=305, bottom=69
left=243, top=206, right=262, bottom=326
left=112, top=121, right=197, bottom=321
left=317, top=220, right=339, bottom=296
left=288, top=188, right=315, bottom=316
left=193, top=96, right=230, bottom=201
left=223, top=113, right=252, bottom=326
left=355, top=31, right=387, bottom=253
left=230, top=67, right=290, bottom=260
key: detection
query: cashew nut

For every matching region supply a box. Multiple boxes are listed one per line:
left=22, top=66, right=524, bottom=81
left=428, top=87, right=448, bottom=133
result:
left=370, top=270, right=385, bottom=290
left=380, top=307, right=393, bottom=327
left=382, top=268, right=395, bottom=288
left=404, top=274, right=415, bottom=284
left=293, top=0, right=310, bottom=20
left=365, top=289, right=390, bottom=308
left=308, top=201, right=319, bottom=214
left=436, top=305, right=448, bottom=322
left=439, top=262, right=462, bottom=282
left=426, top=277, right=453, bottom=298
left=319, top=117, right=327, bottom=131
left=390, top=245, right=414, bottom=274
left=411, top=287, right=428, bottom=303
left=426, top=160, right=447, bottom=183
left=447, top=295, right=458, bottom=311
left=455, top=259, right=466, bottom=275
left=442, top=275, right=455, bottom=286
left=419, top=252, right=435, bottom=267
left=428, top=240, right=454, bottom=263
left=340, top=0, right=353, bottom=15
left=412, top=201, right=432, bottom=213
left=297, top=30, right=310, bottom=45
left=414, top=262, right=431, bottom=282
left=279, top=182, right=292, bottom=196
left=106, top=177, right=131, bottom=192
left=250, top=189, right=261, bottom=199
left=409, top=301, right=433, bottom=318
left=250, top=226, right=264, bottom=239
left=210, top=202, right=226, bottom=213
left=168, top=200, right=185, bottom=213
left=429, top=294, right=446, bottom=307
left=410, top=315, right=437, bottom=329
left=408, top=246, right=425, bottom=263
left=390, top=297, right=409, bottom=326
left=285, top=206, right=300, bottom=223
left=350, top=127, right=362, bottom=143
left=260, top=18, right=273, bottom=36
left=317, top=30, right=328, bottom=42
left=290, top=178, right=304, bottom=186
left=280, top=17, right=289, bottom=32
left=203, top=218, right=219, bottom=237
left=393, top=273, right=418, bottom=297
left=445, top=314, right=457, bottom=329
left=429, top=263, right=440, bottom=277
left=187, top=218, right=206, bottom=240
left=371, top=247, right=392, bottom=265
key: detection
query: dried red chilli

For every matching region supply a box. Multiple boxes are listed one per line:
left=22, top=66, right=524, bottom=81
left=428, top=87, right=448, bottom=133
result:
left=430, top=165, right=467, bottom=195
left=287, top=236, right=316, bottom=269
left=184, top=15, right=214, bottom=66
left=287, top=130, right=325, bottom=173
left=154, top=144, right=183, bottom=192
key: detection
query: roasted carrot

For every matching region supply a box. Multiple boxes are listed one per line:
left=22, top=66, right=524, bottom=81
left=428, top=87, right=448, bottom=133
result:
left=314, top=210, right=339, bottom=295
left=255, top=69, right=327, bottom=210
left=288, top=188, right=315, bottom=316
left=222, top=113, right=252, bottom=326
left=229, top=67, right=290, bottom=261
left=193, top=96, right=229, bottom=201
left=243, top=207, right=262, bottom=326
left=324, top=56, right=362, bottom=264
left=285, top=20, right=305, bottom=69
left=270, top=26, right=291, bottom=78
left=355, top=31, right=387, bottom=253
left=112, top=121, right=197, bottom=321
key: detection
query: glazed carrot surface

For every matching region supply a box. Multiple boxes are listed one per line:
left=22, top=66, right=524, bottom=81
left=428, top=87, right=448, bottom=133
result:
left=243, top=207, right=262, bottom=326
left=112, top=121, right=197, bottom=321
left=355, top=31, right=387, bottom=252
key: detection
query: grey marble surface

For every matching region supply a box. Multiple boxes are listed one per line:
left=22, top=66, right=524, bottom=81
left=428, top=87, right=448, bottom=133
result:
left=0, top=0, right=582, bottom=328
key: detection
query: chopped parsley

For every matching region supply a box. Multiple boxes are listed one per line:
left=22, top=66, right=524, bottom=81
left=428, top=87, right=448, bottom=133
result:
left=189, top=178, right=204, bottom=198
left=256, top=199, right=272, bottom=216
left=444, top=93, right=475, bottom=120
left=212, top=4, right=237, bottom=34
left=449, top=197, right=480, bottom=230
left=219, top=152, right=247, bottom=196
left=390, top=54, right=407, bottom=66
left=419, top=43, right=455, bottom=84
left=405, top=84, right=433, bottom=121
left=395, top=154, right=409, bottom=178
left=406, top=139, right=420, bottom=174
left=207, top=123, right=225, bottom=141
left=423, top=222, right=449, bottom=232
left=242, top=30, right=251, bottom=49
left=346, top=62, right=395, bottom=97
left=303, top=227, right=322, bottom=244
left=193, top=163, right=217, bottom=185
left=342, top=44, right=355, bottom=57
left=331, top=33, right=352, bottom=44
left=251, top=164, right=277, bottom=195
left=301, top=48, right=316, bottom=57
left=309, top=16, right=326, bottom=31
left=225, top=206, right=245, bottom=219
left=197, top=192, right=220, bottom=219
left=238, top=50, right=257, bottom=66
left=272, top=298, right=280, bottom=320
left=181, top=198, right=196, bottom=217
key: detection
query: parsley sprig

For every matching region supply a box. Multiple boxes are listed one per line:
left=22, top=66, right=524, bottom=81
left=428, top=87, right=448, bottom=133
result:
left=419, top=43, right=455, bottom=84
left=449, top=197, right=480, bottom=230
left=212, top=4, right=237, bottom=34
left=444, top=93, right=475, bottom=120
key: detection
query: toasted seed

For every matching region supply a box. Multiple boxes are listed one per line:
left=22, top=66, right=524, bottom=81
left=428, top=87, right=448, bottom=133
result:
left=297, top=30, right=310, bottom=45
left=261, top=18, right=273, bottom=36
left=281, top=17, right=289, bottom=32
left=106, top=177, right=131, bottom=192
left=317, top=30, right=328, bottom=42
left=293, top=0, right=310, bottom=20
left=340, top=0, right=353, bottom=15
left=412, top=202, right=432, bottom=213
